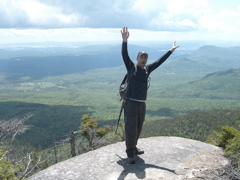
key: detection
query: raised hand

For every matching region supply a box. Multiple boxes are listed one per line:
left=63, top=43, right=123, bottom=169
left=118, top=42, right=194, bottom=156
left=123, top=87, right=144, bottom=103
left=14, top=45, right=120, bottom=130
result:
left=121, top=27, right=129, bottom=42
left=170, top=41, right=179, bottom=52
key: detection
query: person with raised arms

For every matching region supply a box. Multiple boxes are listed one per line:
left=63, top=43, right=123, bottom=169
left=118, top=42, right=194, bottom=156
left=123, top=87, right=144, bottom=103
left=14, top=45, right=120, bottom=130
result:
left=120, top=26, right=179, bottom=164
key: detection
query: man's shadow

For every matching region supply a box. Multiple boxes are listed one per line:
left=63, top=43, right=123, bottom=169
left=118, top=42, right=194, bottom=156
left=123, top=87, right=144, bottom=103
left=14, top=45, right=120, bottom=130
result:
left=116, top=155, right=176, bottom=180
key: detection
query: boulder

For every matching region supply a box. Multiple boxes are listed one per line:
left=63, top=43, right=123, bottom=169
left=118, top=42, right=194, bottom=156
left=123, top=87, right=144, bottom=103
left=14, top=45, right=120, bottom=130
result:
left=29, top=136, right=228, bottom=180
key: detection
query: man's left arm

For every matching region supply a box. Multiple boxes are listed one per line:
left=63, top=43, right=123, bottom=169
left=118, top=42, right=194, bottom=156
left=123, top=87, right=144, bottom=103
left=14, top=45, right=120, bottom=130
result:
left=148, top=41, right=179, bottom=72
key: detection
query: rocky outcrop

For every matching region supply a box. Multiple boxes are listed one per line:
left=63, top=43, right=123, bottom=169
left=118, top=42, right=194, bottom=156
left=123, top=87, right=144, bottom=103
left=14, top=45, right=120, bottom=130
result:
left=29, top=136, right=228, bottom=180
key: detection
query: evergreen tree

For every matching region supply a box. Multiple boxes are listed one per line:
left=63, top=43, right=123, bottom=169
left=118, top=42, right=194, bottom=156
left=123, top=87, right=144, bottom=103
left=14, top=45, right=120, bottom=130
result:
left=79, top=114, right=112, bottom=149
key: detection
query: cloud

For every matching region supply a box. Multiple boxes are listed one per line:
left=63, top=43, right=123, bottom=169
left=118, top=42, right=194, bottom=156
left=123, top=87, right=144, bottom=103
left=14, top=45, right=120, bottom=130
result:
left=0, top=0, right=90, bottom=28
left=199, top=8, right=240, bottom=33
left=0, top=0, right=207, bottom=31
left=147, top=0, right=209, bottom=31
left=0, top=0, right=29, bottom=28
left=0, top=0, right=239, bottom=43
left=1, top=0, right=239, bottom=31
left=20, top=0, right=83, bottom=27
left=24, top=0, right=133, bottom=28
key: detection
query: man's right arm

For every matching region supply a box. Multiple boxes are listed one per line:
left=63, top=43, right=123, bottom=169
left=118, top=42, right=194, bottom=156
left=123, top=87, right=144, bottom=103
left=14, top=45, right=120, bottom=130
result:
left=122, top=42, right=134, bottom=71
left=121, top=27, right=134, bottom=71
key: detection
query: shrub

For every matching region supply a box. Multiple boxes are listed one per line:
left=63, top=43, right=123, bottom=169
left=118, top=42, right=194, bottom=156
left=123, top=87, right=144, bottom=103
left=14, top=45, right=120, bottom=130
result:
left=0, top=149, right=22, bottom=180
left=208, top=125, right=240, bottom=179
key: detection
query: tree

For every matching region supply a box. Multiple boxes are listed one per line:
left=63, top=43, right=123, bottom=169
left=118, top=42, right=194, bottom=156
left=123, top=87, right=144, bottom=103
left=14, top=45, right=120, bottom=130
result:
left=0, top=114, right=32, bottom=179
left=0, top=114, right=50, bottom=179
left=208, top=125, right=240, bottom=179
left=79, top=114, right=112, bottom=149
left=0, top=148, right=22, bottom=180
left=96, top=126, right=112, bottom=138
left=79, top=114, right=98, bottom=148
left=0, top=114, right=33, bottom=142
left=208, top=126, right=240, bottom=150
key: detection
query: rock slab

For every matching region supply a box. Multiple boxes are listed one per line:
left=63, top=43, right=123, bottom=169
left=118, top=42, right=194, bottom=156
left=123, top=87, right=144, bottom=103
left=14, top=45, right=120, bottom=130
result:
left=29, top=136, right=228, bottom=180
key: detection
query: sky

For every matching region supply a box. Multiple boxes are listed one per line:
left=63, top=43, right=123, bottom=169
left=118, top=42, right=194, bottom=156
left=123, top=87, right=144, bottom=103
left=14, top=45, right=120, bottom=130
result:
left=0, top=0, right=240, bottom=45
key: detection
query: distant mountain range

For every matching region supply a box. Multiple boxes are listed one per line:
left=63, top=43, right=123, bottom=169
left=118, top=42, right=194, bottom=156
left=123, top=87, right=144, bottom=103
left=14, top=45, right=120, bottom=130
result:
left=0, top=44, right=240, bottom=82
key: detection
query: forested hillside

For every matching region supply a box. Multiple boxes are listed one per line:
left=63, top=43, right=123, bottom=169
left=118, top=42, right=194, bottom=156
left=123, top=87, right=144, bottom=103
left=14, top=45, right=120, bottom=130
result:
left=141, top=109, right=240, bottom=142
left=151, top=68, right=240, bottom=100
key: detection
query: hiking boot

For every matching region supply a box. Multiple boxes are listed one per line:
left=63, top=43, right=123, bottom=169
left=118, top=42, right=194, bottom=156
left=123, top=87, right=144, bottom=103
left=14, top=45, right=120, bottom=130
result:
left=135, top=148, right=144, bottom=155
left=127, top=157, right=135, bottom=164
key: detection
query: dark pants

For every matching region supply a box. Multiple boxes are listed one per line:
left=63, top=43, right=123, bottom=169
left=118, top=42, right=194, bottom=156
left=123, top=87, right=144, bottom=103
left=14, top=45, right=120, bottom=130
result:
left=124, top=99, right=146, bottom=157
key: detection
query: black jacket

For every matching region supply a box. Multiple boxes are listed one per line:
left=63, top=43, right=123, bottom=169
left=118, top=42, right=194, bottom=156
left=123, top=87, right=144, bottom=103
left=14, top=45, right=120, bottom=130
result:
left=121, top=42, right=172, bottom=101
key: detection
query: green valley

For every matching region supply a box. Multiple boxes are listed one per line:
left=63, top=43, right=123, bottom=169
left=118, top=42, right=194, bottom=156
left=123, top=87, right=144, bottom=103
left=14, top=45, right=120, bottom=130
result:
left=0, top=43, right=240, bottom=148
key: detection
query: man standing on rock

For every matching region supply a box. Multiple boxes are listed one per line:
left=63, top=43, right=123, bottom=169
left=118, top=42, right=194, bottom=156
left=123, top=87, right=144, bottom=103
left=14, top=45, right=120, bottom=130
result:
left=121, top=27, right=179, bottom=164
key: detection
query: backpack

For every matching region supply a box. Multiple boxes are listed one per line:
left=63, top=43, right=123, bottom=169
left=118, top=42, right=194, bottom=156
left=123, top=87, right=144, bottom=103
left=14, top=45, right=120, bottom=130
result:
left=119, top=65, right=137, bottom=101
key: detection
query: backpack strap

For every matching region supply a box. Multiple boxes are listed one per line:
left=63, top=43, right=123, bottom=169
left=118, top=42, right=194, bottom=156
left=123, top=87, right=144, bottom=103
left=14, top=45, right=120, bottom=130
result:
left=144, top=66, right=148, bottom=75
left=145, top=66, right=151, bottom=89
left=127, top=64, right=137, bottom=78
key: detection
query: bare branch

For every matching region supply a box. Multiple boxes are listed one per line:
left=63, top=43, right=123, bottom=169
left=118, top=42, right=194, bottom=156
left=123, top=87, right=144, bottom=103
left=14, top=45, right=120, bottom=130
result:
left=16, top=152, right=34, bottom=165
left=0, top=114, right=33, bottom=141
left=24, top=155, right=51, bottom=177
left=0, top=150, right=9, bottom=160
